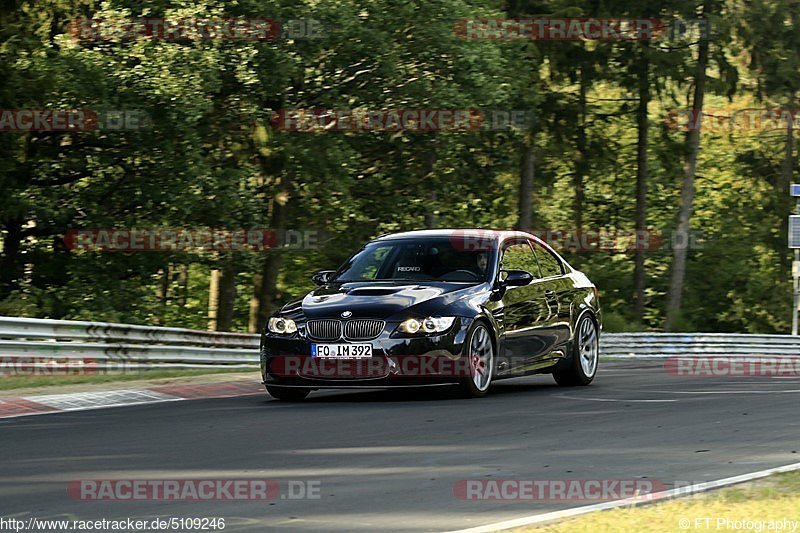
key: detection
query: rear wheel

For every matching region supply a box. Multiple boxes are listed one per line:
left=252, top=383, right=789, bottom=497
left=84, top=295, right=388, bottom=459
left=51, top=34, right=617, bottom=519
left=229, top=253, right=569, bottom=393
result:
left=266, top=385, right=310, bottom=401
left=553, top=314, right=598, bottom=386
left=458, top=322, right=495, bottom=398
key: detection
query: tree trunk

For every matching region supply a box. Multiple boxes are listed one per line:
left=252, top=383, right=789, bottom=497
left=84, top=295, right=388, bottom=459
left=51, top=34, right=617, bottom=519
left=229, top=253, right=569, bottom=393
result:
left=252, top=173, right=290, bottom=333
left=424, top=190, right=437, bottom=228
left=779, top=100, right=796, bottom=284
left=256, top=247, right=283, bottom=332
left=665, top=17, right=710, bottom=331
left=423, top=137, right=438, bottom=228
left=517, top=138, right=535, bottom=230
left=208, top=268, right=220, bottom=331
left=156, top=264, right=170, bottom=326
left=248, top=272, right=263, bottom=333
left=177, top=264, right=188, bottom=307
left=0, top=216, right=24, bottom=299
left=573, top=59, right=589, bottom=231
left=211, top=255, right=237, bottom=331
left=633, top=42, right=650, bottom=323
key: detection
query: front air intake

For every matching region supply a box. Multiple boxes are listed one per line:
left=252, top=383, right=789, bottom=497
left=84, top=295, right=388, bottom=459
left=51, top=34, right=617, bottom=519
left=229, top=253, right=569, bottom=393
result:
left=343, top=319, right=385, bottom=341
left=306, top=319, right=342, bottom=341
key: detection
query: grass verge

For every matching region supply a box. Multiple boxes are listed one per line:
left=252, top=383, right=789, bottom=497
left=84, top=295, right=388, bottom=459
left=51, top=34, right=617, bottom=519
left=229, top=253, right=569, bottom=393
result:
left=515, top=471, right=800, bottom=532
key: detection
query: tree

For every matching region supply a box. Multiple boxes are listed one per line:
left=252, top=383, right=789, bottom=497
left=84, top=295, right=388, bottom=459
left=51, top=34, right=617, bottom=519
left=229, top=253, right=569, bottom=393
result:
left=665, top=3, right=714, bottom=331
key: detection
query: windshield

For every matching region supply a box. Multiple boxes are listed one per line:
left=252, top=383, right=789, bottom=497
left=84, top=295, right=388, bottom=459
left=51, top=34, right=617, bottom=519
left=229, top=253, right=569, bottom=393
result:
left=334, top=238, right=496, bottom=283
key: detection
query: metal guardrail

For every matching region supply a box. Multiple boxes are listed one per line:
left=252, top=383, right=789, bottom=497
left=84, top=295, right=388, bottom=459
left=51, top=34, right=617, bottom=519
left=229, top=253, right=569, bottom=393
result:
left=601, top=332, right=800, bottom=358
left=0, top=316, right=259, bottom=373
left=1, top=315, right=800, bottom=374
left=0, top=316, right=258, bottom=346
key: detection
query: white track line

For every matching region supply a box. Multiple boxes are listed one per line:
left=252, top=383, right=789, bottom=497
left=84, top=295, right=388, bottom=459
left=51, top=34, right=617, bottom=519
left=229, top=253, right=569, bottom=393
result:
left=445, top=461, right=800, bottom=533
left=554, top=395, right=677, bottom=403
left=655, top=389, right=800, bottom=395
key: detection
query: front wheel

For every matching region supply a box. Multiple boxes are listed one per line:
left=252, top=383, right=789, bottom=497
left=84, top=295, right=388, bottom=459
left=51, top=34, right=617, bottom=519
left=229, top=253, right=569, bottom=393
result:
left=553, top=314, right=598, bottom=386
left=266, top=385, right=310, bottom=401
left=458, top=322, right=495, bottom=398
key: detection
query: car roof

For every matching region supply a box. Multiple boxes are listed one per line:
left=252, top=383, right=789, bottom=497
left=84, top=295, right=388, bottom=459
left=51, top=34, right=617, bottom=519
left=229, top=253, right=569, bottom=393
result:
left=373, top=229, right=541, bottom=245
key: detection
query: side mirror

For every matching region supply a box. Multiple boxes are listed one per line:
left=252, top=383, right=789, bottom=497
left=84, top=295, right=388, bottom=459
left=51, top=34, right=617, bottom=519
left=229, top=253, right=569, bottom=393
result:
left=311, top=270, right=336, bottom=285
left=500, top=269, right=533, bottom=287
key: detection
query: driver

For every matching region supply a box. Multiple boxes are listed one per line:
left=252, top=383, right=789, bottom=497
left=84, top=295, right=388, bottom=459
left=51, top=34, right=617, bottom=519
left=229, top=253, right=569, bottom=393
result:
left=475, top=251, right=488, bottom=276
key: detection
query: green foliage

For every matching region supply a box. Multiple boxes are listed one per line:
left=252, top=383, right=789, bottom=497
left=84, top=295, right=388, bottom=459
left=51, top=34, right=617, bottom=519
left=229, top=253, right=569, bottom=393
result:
left=600, top=311, right=648, bottom=333
left=0, top=0, right=795, bottom=333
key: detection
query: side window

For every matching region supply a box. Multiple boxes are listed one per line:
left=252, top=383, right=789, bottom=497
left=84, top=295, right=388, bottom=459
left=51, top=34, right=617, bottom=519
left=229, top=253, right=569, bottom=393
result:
left=531, top=242, right=563, bottom=278
left=501, top=242, right=541, bottom=278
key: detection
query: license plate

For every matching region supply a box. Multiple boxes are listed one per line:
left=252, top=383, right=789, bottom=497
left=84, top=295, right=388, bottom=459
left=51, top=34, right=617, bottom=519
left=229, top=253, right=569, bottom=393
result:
left=311, top=343, right=373, bottom=359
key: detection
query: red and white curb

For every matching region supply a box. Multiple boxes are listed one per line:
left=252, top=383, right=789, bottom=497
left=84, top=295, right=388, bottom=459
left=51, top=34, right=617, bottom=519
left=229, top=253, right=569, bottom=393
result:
left=0, top=381, right=263, bottom=419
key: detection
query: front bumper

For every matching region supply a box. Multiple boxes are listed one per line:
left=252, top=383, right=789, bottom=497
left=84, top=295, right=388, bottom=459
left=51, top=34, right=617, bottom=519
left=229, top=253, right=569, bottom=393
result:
left=261, top=317, right=472, bottom=388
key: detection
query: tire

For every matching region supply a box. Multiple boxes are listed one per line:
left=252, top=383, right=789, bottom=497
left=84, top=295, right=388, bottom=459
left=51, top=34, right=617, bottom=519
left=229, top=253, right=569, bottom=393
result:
left=458, top=321, right=495, bottom=398
left=553, top=314, right=599, bottom=386
left=266, top=385, right=310, bottom=401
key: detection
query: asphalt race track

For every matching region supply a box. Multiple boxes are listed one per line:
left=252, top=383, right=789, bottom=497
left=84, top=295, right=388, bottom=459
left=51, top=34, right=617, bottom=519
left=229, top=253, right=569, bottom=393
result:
left=2, top=360, right=800, bottom=532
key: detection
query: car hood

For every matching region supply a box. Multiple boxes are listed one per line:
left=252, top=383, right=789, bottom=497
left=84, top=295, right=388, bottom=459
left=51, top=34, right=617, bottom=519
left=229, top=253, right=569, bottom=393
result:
left=280, top=282, right=486, bottom=321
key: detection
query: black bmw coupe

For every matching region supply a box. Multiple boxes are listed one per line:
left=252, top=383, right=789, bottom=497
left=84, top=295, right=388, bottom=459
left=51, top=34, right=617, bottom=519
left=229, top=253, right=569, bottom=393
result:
left=260, top=229, right=600, bottom=400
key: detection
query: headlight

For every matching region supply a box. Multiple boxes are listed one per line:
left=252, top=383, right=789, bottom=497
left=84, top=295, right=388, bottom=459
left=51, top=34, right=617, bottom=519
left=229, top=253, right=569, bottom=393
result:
left=268, top=317, right=298, bottom=335
left=398, top=316, right=456, bottom=335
